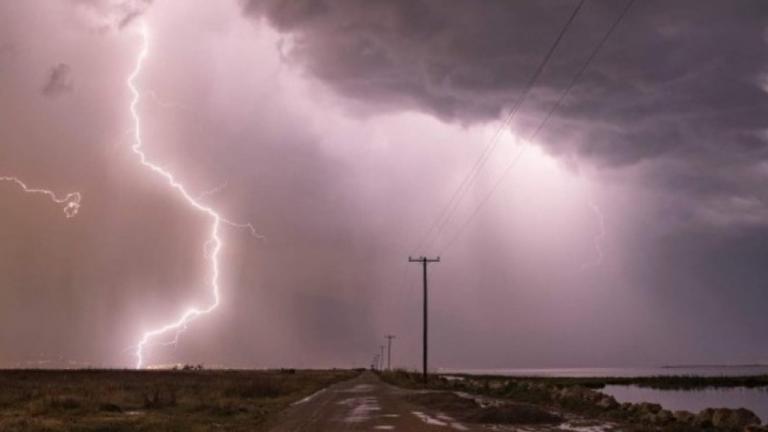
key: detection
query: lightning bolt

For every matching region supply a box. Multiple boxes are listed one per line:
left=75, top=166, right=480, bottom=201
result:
left=0, top=176, right=81, bottom=218
left=129, top=22, right=259, bottom=369
left=580, top=198, right=606, bottom=271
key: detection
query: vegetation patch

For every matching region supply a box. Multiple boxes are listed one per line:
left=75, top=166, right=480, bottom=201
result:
left=0, top=368, right=357, bottom=432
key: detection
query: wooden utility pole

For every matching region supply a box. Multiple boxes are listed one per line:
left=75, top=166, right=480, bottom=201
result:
left=385, top=335, right=395, bottom=370
left=408, top=256, right=440, bottom=383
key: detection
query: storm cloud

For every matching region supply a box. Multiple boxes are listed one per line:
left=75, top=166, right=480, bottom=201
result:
left=244, top=0, right=768, bottom=226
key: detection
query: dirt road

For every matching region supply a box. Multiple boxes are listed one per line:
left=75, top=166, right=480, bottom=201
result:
left=266, top=372, right=620, bottom=432
left=266, top=371, right=481, bottom=431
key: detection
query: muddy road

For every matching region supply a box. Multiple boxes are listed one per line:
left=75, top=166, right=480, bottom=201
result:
left=266, top=372, right=616, bottom=432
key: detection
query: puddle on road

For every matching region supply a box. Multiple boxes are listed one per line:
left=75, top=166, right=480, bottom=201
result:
left=339, top=384, right=375, bottom=394
left=487, top=421, right=617, bottom=432
left=412, top=411, right=448, bottom=426
left=291, top=389, right=326, bottom=406
left=338, top=396, right=381, bottom=423
left=558, top=423, right=615, bottom=432
left=412, top=410, right=469, bottom=430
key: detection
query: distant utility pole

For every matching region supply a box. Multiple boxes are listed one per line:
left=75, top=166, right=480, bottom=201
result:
left=379, top=345, right=385, bottom=371
left=408, top=256, right=440, bottom=383
left=385, top=334, right=395, bottom=370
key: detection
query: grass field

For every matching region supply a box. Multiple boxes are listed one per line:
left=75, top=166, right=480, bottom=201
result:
left=0, top=368, right=357, bottom=432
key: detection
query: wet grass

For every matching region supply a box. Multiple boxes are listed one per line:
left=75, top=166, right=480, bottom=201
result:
left=0, top=368, right=357, bottom=432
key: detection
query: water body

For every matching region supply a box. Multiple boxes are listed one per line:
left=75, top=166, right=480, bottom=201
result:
left=442, top=367, right=768, bottom=425
left=441, top=366, right=768, bottom=377
left=601, top=385, right=768, bottom=424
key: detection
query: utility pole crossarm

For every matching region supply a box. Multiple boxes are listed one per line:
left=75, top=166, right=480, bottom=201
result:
left=409, top=256, right=441, bottom=263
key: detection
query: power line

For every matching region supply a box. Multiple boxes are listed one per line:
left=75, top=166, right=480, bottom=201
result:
left=530, top=0, right=636, bottom=143
left=439, top=0, right=636, bottom=254
left=417, top=0, right=586, bottom=252
left=410, top=0, right=587, bottom=254
left=400, top=3, right=586, bottom=329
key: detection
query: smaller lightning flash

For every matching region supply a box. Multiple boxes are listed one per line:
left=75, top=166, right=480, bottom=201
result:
left=580, top=198, right=606, bottom=271
left=1, top=176, right=81, bottom=218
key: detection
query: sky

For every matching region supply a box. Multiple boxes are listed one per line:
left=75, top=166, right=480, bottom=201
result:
left=1, top=0, right=767, bottom=369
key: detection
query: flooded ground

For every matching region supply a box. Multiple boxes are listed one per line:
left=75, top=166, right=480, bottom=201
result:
left=601, top=385, right=768, bottom=424
left=442, top=367, right=768, bottom=426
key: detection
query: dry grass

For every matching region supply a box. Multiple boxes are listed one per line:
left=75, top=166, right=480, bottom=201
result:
left=0, top=369, right=357, bottom=431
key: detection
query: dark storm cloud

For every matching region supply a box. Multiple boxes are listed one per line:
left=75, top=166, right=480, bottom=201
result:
left=242, top=0, right=581, bottom=122
left=41, top=63, right=73, bottom=97
left=243, top=0, right=768, bottom=222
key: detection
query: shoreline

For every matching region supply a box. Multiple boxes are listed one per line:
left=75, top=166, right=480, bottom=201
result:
left=383, top=370, right=768, bottom=431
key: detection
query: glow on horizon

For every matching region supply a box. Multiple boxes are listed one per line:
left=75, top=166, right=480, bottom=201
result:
left=128, top=22, right=259, bottom=369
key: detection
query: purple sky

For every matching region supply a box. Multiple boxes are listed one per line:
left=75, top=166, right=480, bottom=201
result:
left=1, top=0, right=767, bottom=369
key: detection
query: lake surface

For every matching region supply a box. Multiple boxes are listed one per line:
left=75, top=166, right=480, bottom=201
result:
left=441, top=366, right=768, bottom=377
left=441, top=367, right=768, bottom=425
left=602, top=385, right=768, bottom=424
